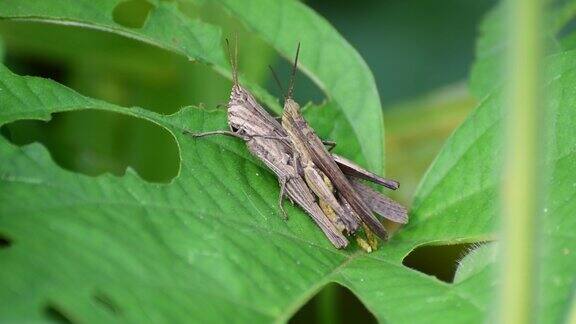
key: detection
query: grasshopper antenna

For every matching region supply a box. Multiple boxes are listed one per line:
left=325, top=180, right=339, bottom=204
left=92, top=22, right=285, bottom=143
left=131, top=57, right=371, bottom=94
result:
left=234, top=32, right=239, bottom=84
left=287, top=42, right=300, bottom=100
left=225, top=36, right=238, bottom=86
left=268, top=65, right=287, bottom=101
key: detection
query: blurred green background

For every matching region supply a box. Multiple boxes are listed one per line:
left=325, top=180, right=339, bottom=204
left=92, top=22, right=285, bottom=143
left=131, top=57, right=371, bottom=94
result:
left=0, top=0, right=495, bottom=322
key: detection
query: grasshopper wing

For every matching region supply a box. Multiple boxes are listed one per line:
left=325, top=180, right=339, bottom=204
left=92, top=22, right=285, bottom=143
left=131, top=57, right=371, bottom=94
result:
left=333, top=154, right=399, bottom=190
left=350, top=180, right=408, bottom=224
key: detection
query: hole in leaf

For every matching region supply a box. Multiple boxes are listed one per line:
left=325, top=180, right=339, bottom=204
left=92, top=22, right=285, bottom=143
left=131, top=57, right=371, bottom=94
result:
left=1, top=110, right=179, bottom=183
left=93, top=292, right=122, bottom=315
left=0, top=233, right=12, bottom=248
left=402, top=242, right=484, bottom=283
left=289, top=283, right=376, bottom=323
left=113, top=0, right=155, bottom=29
left=0, top=21, right=230, bottom=114
left=4, top=53, right=68, bottom=84
left=44, top=304, right=74, bottom=324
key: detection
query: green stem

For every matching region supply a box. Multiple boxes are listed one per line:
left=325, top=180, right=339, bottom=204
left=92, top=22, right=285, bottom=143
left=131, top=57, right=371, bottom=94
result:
left=501, top=0, right=542, bottom=323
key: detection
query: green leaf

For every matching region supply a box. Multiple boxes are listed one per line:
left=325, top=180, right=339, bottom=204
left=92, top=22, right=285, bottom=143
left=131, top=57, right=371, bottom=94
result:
left=415, top=1, right=576, bottom=320
left=0, top=61, right=490, bottom=323
left=409, top=37, right=576, bottom=324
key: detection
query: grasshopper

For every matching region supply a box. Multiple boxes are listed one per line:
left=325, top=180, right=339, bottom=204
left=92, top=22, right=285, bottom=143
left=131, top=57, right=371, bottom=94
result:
left=279, top=43, right=398, bottom=242
left=187, top=40, right=406, bottom=248
left=187, top=40, right=349, bottom=248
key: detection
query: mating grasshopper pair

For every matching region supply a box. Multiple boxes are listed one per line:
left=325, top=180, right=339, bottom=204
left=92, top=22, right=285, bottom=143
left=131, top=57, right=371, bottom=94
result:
left=186, top=40, right=407, bottom=250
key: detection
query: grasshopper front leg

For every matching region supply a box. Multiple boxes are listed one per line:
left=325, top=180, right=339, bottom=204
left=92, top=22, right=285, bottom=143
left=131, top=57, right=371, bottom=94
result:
left=184, top=130, right=245, bottom=140
left=184, top=130, right=288, bottom=142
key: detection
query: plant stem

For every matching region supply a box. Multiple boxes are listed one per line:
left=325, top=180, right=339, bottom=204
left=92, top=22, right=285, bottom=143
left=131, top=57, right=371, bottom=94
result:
left=501, top=0, right=542, bottom=323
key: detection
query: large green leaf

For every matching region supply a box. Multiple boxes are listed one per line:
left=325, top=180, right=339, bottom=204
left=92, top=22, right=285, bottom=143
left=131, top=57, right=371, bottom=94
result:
left=409, top=2, right=576, bottom=320
left=0, top=63, right=494, bottom=323
left=408, top=31, right=576, bottom=324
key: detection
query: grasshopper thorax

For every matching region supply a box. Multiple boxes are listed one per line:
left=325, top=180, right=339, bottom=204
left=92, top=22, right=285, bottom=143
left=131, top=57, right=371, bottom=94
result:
left=284, top=98, right=301, bottom=116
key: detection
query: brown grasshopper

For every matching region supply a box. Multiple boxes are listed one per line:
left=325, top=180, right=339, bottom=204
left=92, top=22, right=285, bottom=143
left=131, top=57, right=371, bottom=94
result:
left=279, top=43, right=404, bottom=242
left=187, top=40, right=406, bottom=248
left=187, top=40, right=348, bottom=248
